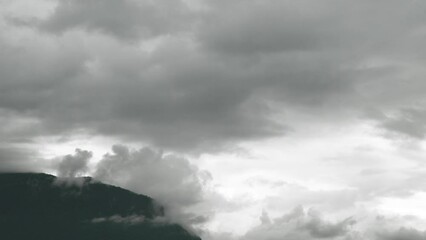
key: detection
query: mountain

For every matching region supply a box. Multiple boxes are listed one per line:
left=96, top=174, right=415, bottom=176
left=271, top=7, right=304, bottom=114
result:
left=0, top=173, right=201, bottom=240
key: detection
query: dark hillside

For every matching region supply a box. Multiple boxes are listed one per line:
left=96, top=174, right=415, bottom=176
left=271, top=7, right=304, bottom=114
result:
left=0, top=173, right=201, bottom=240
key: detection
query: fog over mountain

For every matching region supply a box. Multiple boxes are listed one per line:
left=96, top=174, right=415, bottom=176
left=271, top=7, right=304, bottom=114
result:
left=2, top=0, right=426, bottom=239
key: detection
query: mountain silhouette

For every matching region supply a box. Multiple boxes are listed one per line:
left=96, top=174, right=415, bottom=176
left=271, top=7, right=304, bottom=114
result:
left=0, top=173, right=201, bottom=240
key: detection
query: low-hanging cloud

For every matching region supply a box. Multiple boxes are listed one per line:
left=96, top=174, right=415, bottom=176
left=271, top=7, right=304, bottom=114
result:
left=57, top=148, right=92, bottom=177
left=91, top=144, right=219, bottom=232
left=94, top=144, right=211, bottom=211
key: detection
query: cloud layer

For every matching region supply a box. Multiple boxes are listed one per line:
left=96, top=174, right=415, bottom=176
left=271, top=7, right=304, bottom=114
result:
left=2, top=0, right=426, bottom=151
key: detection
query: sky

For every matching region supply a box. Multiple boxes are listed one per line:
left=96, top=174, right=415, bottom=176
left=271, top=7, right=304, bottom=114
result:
left=2, top=0, right=426, bottom=239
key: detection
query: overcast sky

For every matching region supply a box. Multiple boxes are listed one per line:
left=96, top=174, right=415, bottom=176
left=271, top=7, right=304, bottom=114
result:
left=2, top=0, right=426, bottom=239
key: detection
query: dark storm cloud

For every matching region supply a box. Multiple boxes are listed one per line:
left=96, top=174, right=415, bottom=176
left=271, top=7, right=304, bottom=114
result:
left=0, top=26, right=286, bottom=150
left=2, top=0, right=426, bottom=151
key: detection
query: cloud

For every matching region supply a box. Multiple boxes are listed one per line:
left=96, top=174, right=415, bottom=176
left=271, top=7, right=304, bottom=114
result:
left=93, top=145, right=212, bottom=221
left=240, top=207, right=426, bottom=240
left=92, top=215, right=146, bottom=225
left=3, top=0, right=426, bottom=151
left=37, top=0, right=191, bottom=40
left=373, top=108, right=426, bottom=139
left=4, top=1, right=426, bottom=239
left=243, top=206, right=356, bottom=240
left=91, top=144, right=225, bottom=233
left=196, top=202, right=426, bottom=240
left=0, top=146, right=41, bottom=172
left=199, top=0, right=339, bottom=55
left=377, top=228, right=426, bottom=240
left=57, top=148, right=92, bottom=177
left=0, top=23, right=285, bottom=150
left=259, top=209, right=271, bottom=225
left=199, top=0, right=426, bottom=56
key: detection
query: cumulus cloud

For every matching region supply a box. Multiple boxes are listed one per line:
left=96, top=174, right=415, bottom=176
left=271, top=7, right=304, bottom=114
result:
left=93, top=144, right=215, bottom=229
left=57, top=148, right=92, bottom=177
left=94, top=145, right=209, bottom=207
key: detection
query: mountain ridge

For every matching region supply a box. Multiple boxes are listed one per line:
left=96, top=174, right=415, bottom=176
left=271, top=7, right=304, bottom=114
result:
left=0, top=172, right=201, bottom=240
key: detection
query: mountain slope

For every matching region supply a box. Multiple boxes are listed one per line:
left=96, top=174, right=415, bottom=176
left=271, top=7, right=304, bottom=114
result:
left=0, top=173, right=201, bottom=240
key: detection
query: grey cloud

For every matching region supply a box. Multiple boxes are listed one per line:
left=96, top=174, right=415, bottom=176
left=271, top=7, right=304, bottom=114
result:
left=0, top=35, right=87, bottom=113
left=38, top=0, right=191, bottom=40
left=0, top=146, right=41, bottom=172
left=92, top=215, right=146, bottom=225
left=305, top=216, right=355, bottom=239
left=376, top=108, right=426, bottom=139
left=94, top=144, right=210, bottom=209
left=259, top=210, right=272, bottom=225
left=241, top=209, right=426, bottom=240
left=202, top=232, right=237, bottom=240
left=93, top=144, right=216, bottom=231
left=199, top=0, right=339, bottom=55
left=2, top=0, right=426, bottom=151
left=197, top=0, right=426, bottom=133
left=57, top=148, right=92, bottom=177
left=0, top=27, right=286, bottom=150
left=377, top=228, right=426, bottom=240
left=199, top=0, right=426, bottom=56
left=243, top=207, right=356, bottom=240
